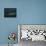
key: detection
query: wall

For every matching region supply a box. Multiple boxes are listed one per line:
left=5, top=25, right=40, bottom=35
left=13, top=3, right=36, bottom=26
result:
left=0, top=0, right=46, bottom=45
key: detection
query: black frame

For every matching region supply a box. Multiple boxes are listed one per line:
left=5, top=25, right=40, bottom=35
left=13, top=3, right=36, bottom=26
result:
left=4, top=8, right=17, bottom=17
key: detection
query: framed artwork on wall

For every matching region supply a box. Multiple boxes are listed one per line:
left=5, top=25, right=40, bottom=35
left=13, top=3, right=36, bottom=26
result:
left=4, top=8, right=17, bottom=17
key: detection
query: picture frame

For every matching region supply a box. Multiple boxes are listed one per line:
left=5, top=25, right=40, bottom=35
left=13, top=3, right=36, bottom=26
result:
left=4, top=8, right=17, bottom=17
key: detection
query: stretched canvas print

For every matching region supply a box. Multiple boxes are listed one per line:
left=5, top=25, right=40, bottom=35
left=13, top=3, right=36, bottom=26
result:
left=4, top=8, right=17, bottom=17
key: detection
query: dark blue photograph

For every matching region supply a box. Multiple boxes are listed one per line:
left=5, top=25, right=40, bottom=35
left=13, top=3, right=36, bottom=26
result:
left=4, top=8, right=17, bottom=17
